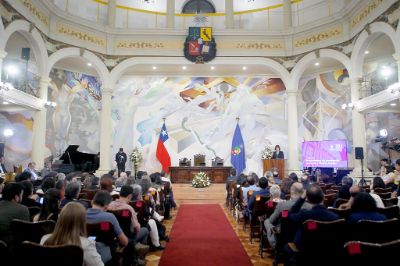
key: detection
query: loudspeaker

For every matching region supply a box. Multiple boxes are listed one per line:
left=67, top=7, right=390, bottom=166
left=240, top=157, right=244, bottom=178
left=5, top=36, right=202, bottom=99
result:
left=0, top=143, right=4, bottom=157
left=21, top=47, right=30, bottom=61
left=355, top=147, right=364, bottom=160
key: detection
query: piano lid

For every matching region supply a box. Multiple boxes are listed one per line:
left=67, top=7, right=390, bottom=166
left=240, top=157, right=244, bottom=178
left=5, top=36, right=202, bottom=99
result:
left=59, top=145, right=96, bottom=165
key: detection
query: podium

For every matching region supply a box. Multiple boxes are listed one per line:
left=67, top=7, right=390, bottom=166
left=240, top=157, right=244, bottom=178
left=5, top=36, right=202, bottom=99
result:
left=263, top=159, right=285, bottom=179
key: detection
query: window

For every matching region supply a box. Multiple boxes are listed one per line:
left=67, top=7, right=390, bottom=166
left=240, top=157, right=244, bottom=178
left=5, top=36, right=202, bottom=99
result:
left=182, top=0, right=216, bottom=14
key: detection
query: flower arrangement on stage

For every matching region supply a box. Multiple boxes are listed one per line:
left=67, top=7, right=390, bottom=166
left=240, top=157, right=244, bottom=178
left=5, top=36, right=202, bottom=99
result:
left=192, top=172, right=211, bottom=188
left=130, top=147, right=143, bottom=178
left=261, top=145, right=273, bottom=159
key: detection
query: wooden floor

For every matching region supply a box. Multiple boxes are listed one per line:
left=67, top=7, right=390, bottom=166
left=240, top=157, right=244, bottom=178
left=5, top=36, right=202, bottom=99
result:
left=145, top=184, right=275, bottom=265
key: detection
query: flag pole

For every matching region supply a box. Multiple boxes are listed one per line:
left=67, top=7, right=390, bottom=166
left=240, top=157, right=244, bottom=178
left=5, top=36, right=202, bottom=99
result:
left=236, top=117, right=239, bottom=123
left=163, top=117, right=166, bottom=122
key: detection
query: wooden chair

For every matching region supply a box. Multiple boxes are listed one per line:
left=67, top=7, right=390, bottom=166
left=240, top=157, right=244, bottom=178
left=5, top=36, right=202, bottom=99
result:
left=328, top=207, right=351, bottom=219
left=334, top=198, right=349, bottom=208
left=108, top=209, right=132, bottom=236
left=28, top=206, right=41, bottom=221
left=377, top=206, right=400, bottom=219
left=86, top=222, right=116, bottom=247
left=78, top=199, right=92, bottom=208
left=375, top=192, right=391, bottom=199
left=331, top=185, right=341, bottom=190
left=326, top=189, right=339, bottom=195
left=14, top=241, right=83, bottom=266
left=80, top=189, right=98, bottom=200
left=11, top=219, right=56, bottom=245
left=382, top=197, right=398, bottom=207
left=78, top=192, right=87, bottom=199
left=348, top=218, right=400, bottom=244
left=299, top=219, right=346, bottom=265
left=374, top=187, right=393, bottom=193
left=226, top=180, right=235, bottom=209
left=129, top=200, right=148, bottom=227
left=323, top=193, right=337, bottom=207
left=249, top=195, right=270, bottom=243
left=273, top=210, right=296, bottom=264
left=344, top=240, right=400, bottom=266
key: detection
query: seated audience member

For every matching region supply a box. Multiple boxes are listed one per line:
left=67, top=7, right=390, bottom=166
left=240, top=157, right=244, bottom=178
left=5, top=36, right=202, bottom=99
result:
left=55, top=180, right=65, bottom=199
left=34, top=188, right=61, bottom=222
left=0, top=177, right=4, bottom=194
left=136, top=171, right=148, bottom=181
left=41, top=161, right=53, bottom=179
left=36, top=177, right=56, bottom=195
left=242, top=174, right=260, bottom=207
left=288, top=173, right=299, bottom=182
left=270, top=184, right=284, bottom=203
left=15, top=171, right=32, bottom=182
left=41, top=202, right=104, bottom=266
left=249, top=172, right=260, bottom=184
left=60, top=182, right=89, bottom=209
left=369, top=176, right=385, bottom=208
left=272, top=169, right=282, bottom=185
left=248, top=177, right=270, bottom=210
left=19, top=180, right=41, bottom=207
left=86, top=191, right=144, bottom=265
left=24, top=162, right=39, bottom=180
left=320, top=173, right=335, bottom=184
left=65, top=172, right=80, bottom=184
left=107, top=186, right=164, bottom=249
left=160, top=171, right=177, bottom=209
left=226, top=168, right=237, bottom=192
left=149, top=172, right=162, bottom=190
left=265, top=171, right=275, bottom=186
left=333, top=176, right=353, bottom=207
left=139, top=178, right=164, bottom=222
left=83, top=173, right=94, bottom=188
left=108, top=170, right=118, bottom=180
left=347, top=192, right=387, bottom=224
left=115, top=172, right=128, bottom=188
left=338, top=186, right=363, bottom=210
left=100, top=174, right=119, bottom=196
left=0, top=183, right=30, bottom=245
left=89, top=176, right=100, bottom=189
left=55, top=172, right=66, bottom=182
left=376, top=158, right=390, bottom=176
left=265, top=182, right=312, bottom=248
left=281, top=177, right=295, bottom=198
left=300, top=174, right=311, bottom=189
left=287, top=184, right=340, bottom=252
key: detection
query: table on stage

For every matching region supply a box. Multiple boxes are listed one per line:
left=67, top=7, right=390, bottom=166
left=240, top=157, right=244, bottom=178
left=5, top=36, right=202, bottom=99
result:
left=169, top=166, right=232, bottom=183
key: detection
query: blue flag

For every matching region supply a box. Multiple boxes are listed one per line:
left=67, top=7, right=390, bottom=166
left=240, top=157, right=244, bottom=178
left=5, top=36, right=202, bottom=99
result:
left=230, top=123, right=246, bottom=175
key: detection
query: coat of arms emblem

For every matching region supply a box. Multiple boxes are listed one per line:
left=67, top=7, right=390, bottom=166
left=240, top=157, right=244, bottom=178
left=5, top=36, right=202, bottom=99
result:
left=184, top=27, right=216, bottom=63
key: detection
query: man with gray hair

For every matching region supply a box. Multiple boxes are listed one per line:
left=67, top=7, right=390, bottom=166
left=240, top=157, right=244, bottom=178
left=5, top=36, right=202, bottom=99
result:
left=264, top=182, right=312, bottom=248
left=60, top=181, right=89, bottom=209
left=131, top=184, right=143, bottom=201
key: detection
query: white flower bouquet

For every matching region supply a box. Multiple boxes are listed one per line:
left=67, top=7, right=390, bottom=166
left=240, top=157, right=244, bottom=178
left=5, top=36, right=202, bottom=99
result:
left=192, top=171, right=211, bottom=188
left=261, top=145, right=273, bottom=159
left=129, top=147, right=143, bottom=166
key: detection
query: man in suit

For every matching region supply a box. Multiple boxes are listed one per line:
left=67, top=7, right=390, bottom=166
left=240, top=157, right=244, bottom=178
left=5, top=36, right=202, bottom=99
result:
left=115, top=148, right=127, bottom=176
left=272, top=145, right=284, bottom=159
left=248, top=177, right=270, bottom=210
left=0, top=156, right=7, bottom=174
left=24, top=162, right=39, bottom=180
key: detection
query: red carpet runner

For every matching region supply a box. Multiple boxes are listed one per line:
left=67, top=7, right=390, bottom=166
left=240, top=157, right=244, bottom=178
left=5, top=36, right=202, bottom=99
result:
left=159, top=204, right=252, bottom=266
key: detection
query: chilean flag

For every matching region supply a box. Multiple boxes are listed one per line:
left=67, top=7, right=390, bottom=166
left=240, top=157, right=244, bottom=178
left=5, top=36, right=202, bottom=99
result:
left=156, top=122, right=171, bottom=173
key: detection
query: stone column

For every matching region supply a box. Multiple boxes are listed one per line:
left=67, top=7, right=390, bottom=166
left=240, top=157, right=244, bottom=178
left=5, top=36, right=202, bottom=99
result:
left=107, top=0, right=117, bottom=27
left=167, top=0, right=175, bottom=28
left=31, top=76, right=51, bottom=169
left=283, top=0, right=293, bottom=29
left=0, top=49, right=8, bottom=81
left=98, top=87, right=113, bottom=173
left=225, top=0, right=234, bottom=29
left=350, top=77, right=369, bottom=178
left=287, top=90, right=300, bottom=173
left=392, top=53, right=400, bottom=82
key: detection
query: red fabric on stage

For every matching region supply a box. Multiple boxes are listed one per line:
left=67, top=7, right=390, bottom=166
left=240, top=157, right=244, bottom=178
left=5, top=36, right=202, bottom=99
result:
left=159, top=204, right=252, bottom=266
left=156, top=139, right=171, bottom=173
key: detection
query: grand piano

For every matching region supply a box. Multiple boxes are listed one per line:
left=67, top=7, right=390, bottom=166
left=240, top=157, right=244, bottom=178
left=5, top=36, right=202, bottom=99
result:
left=53, top=145, right=98, bottom=174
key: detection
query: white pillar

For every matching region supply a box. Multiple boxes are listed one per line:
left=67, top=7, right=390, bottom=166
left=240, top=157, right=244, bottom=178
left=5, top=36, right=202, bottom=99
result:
left=0, top=49, right=8, bottom=81
left=350, top=77, right=369, bottom=177
left=392, top=53, right=400, bottom=82
left=107, top=0, right=116, bottom=27
left=167, top=0, right=175, bottom=28
left=31, top=76, right=51, bottom=169
left=287, top=90, right=300, bottom=173
left=98, top=87, right=113, bottom=173
left=225, top=0, right=234, bottom=29
left=283, top=0, right=293, bottom=29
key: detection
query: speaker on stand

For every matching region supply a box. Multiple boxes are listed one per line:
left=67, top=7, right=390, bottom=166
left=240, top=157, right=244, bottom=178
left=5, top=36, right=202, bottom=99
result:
left=355, top=147, right=366, bottom=186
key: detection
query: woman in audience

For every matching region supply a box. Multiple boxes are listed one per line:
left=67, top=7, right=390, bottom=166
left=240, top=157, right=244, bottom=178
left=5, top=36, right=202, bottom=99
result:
left=369, top=176, right=385, bottom=208
left=36, top=177, right=56, bottom=195
left=19, top=180, right=40, bottom=207
left=270, top=184, right=284, bottom=202
left=55, top=179, right=66, bottom=199
left=82, top=173, right=94, bottom=189
left=347, top=192, right=387, bottom=223
left=100, top=174, right=119, bottom=195
left=41, top=202, right=104, bottom=266
left=34, top=188, right=61, bottom=222
left=139, top=178, right=164, bottom=222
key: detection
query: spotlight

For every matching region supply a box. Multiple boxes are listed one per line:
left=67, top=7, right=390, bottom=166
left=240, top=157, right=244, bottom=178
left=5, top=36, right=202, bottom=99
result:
left=152, top=66, right=157, bottom=70
left=379, top=129, right=388, bottom=138
left=182, top=66, right=187, bottom=70
left=314, top=62, right=320, bottom=66
left=380, top=66, right=392, bottom=80
left=87, top=62, right=92, bottom=67
left=210, top=66, right=215, bottom=70
left=3, top=128, right=14, bottom=137
left=390, top=103, right=397, bottom=106
left=5, top=65, right=19, bottom=76
left=341, top=103, right=347, bottom=110
left=242, top=66, right=247, bottom=70
left=364, top=50, right=369, bottom=54
left=2, top=101, right=9, bottom=105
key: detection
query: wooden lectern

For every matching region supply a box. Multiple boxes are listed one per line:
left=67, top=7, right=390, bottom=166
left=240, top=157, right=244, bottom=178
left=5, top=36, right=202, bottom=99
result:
left=263, top=159, right=285, bottom=179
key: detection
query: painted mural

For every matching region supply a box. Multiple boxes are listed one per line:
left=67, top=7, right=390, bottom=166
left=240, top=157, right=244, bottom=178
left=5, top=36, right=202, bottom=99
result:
left=298, top=69, right=353, bottom=168
left=46, top=68, right=102, bottom=159
left=112, top=77, right=287, bottom=175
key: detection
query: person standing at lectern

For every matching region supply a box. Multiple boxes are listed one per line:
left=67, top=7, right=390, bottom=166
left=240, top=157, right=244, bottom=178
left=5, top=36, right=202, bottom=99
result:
left=272, top=145, right=284, bottom=159
left=115, top=148, right=127, bottom=177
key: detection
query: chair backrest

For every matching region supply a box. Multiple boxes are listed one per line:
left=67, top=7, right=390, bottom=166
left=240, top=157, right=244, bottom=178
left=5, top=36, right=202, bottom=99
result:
left=328, top=207, right=351, bottom=219
left=28, top=206, right=41, bottom=221
left=382, top=197, right=398, bottom=207
left=377, top=206, right=400, bottom=219
left=265, top=200, right=278, bottom=218
left=374, top=187, right=392, bottom=193
left=344, top=240, right=400, bottom=265
left=129, top=200, right=147, bottom=226
left=107, top=209, right=132, bottom=236
left=375, top=192, right=391, bottom=199
left=301, top=219, right=346, bottom=257
left=247, top=190, right=254, bottom=200
left=86, top=222, right=115, bottom=247
left=11, top=219, right=56, bottom=245
left=228, top=181, right=235, bottom=195
left=14, top=241, right=83, bottom=266
left=323, top=193, right=337, bottom=207
left=326, top=189, right=339, bottom=195
left=334, top=198, right=349, bottom=208
left=348, top=218, right=400, bottom=243
left=81, top=189, right=98, bottom=200
left=331, top=185, right=341, bottom=190
left=275, top=210, right=295, bottom=252
left=193, top=154, right=205, bottom=166
left=252, top=196, right=270, bottom=216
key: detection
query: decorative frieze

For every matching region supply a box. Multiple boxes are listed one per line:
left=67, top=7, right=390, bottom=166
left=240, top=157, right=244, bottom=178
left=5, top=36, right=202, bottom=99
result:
left=56, top=23, right=106, bottom=47
left=351, top=0, right=384, bottom=28
left=115, top=41, right=165, bottom=49
left=235, top=42, right=284, bottom=50
left=19, top=0, right=49, bottom=26
left=294, top=26, right=342, bottom=48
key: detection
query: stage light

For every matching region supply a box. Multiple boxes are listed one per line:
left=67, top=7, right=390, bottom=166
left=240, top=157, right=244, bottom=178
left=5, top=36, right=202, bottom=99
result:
left=380, top=66, right=392, bottom=79
left=152, top=66, right=157, bottom=70
left=182, top=66, right=187, bottom=70
left=5, top=65, right=19, bottom=76
left=379, top=129, right=388, bottom=138
left=242, top=66, right=247, bottom=70
left=341, top=104, right=347, bottom=110
left=3, top=128, right=14, bottom=137
left=87, top=62, right=92, bottom=67
left=314, top=62, right=320, bottom=66
left=364, top=50, right=369, bottom=54
left=2, top=101, right=9, bottom=105
left=210, top=66, right=215, bottom=70
left=390, top=103, right=397, bottom=106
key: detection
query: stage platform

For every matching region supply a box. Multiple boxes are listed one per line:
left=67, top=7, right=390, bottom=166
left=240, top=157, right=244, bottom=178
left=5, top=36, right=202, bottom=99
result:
left=173, top=183, right=226, bottom=205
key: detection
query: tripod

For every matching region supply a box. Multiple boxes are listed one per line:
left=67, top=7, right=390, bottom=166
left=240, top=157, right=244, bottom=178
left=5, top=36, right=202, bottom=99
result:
left=358, top=158, right=367, bottom=187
